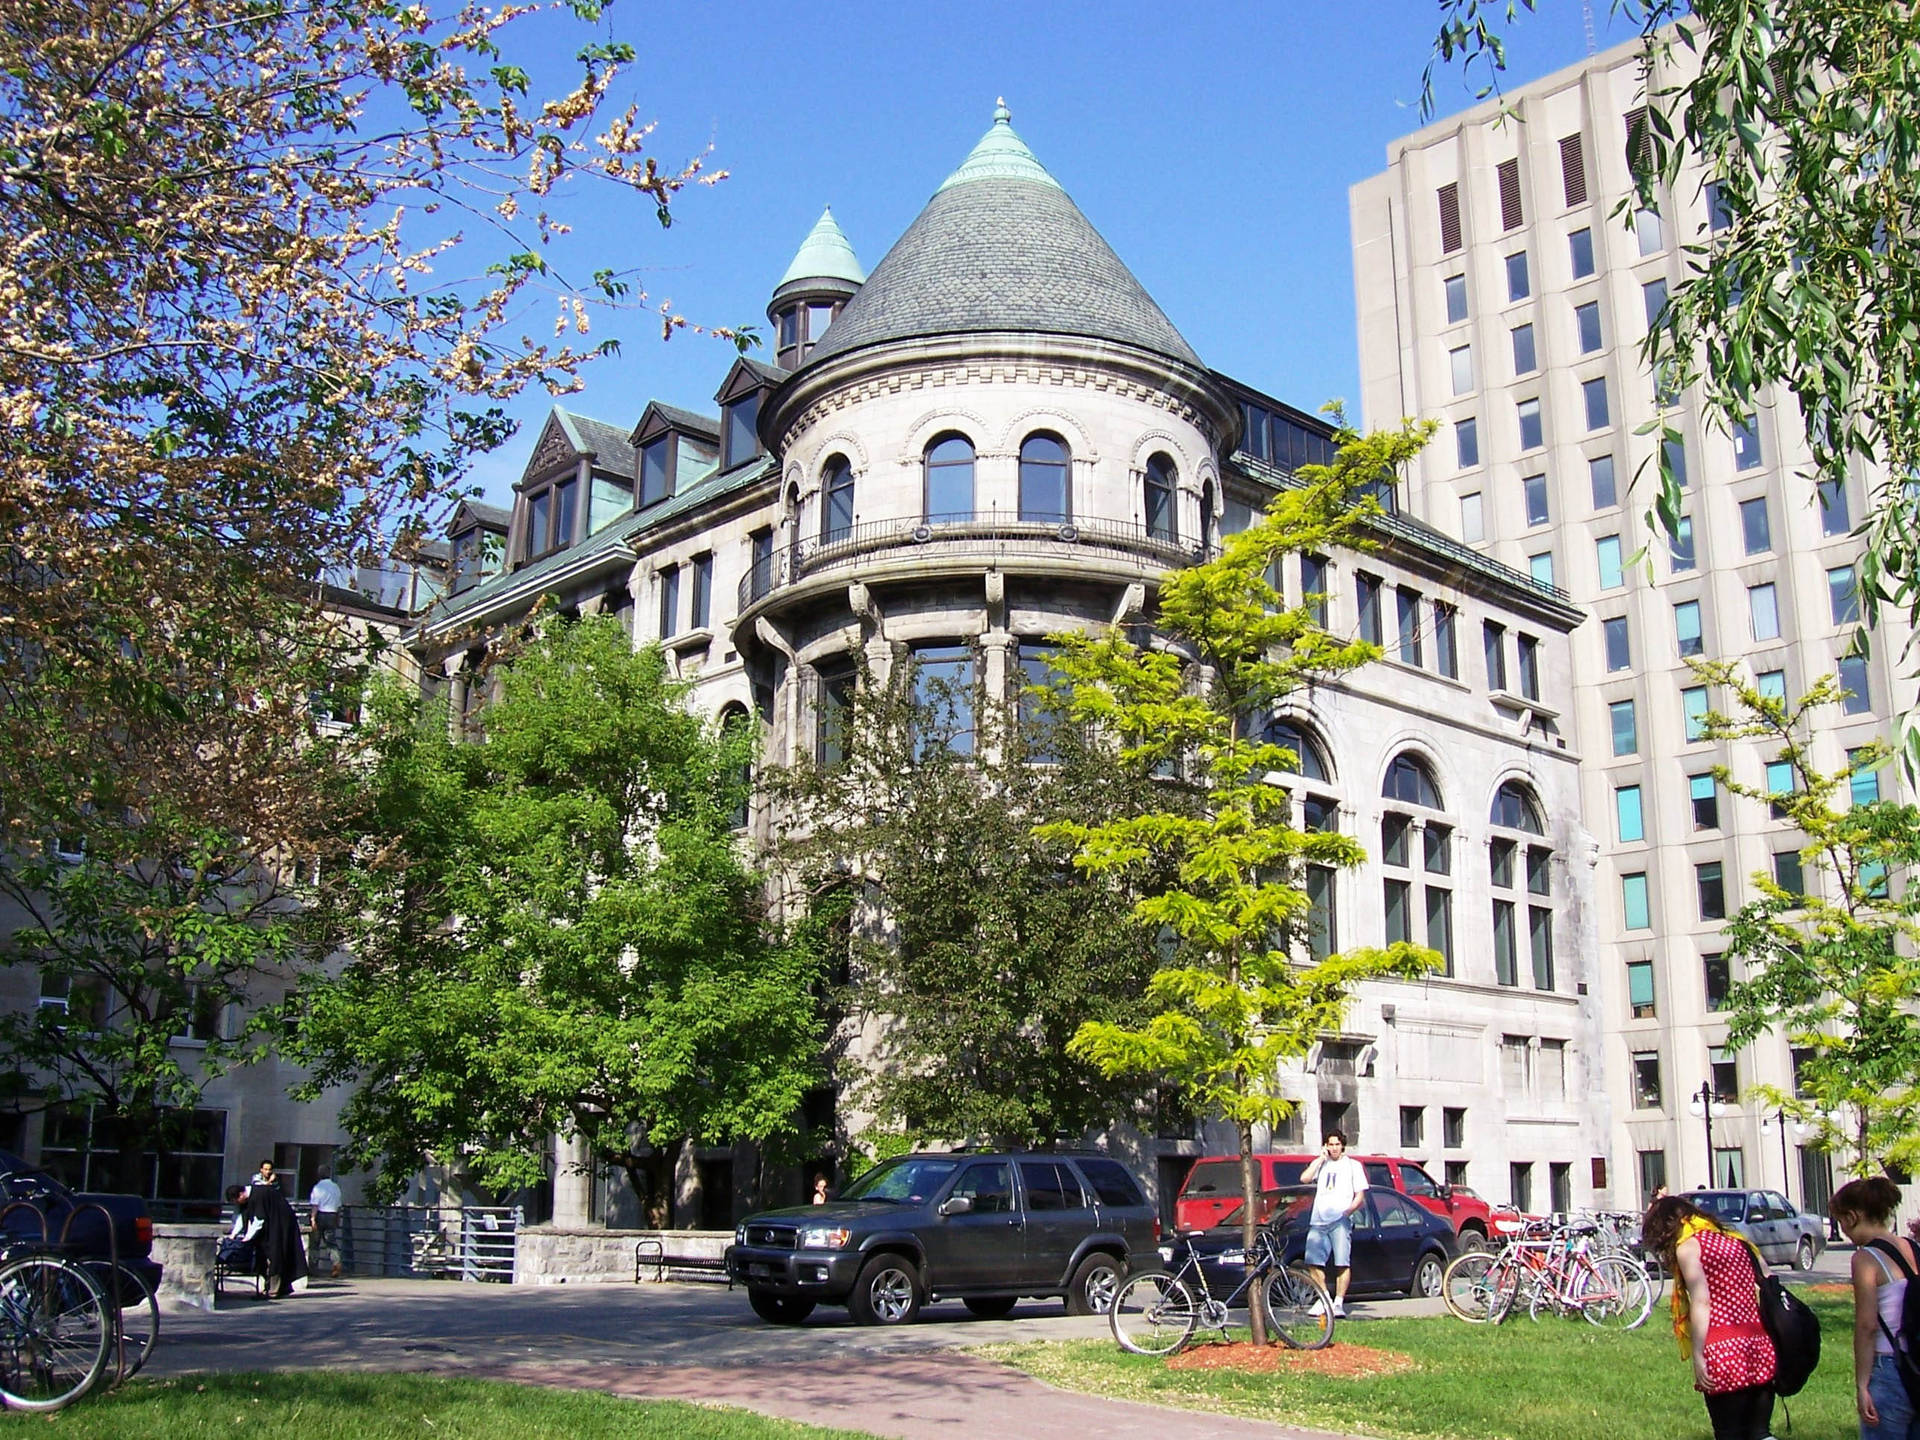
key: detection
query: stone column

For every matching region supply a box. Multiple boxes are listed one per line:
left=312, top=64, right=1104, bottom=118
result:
left=551, top=1134, right=594, bottom=1229
left=443, top=652, right=469, bottom=741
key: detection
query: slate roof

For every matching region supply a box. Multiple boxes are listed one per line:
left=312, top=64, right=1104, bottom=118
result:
left=644, top=402, right=721, bottom=441
left=458, top=499, right=512, bottom=531
left=555, top=409, right=637, bottom=476
left=807, top=109, right=1202, bottom=371
left=734, top=357, right=790, bottom=388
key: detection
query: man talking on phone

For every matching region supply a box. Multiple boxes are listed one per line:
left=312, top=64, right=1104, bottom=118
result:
left=1301, top=1129, right=1366, bottom=1317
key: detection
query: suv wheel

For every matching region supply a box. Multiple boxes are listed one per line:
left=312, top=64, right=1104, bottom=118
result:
left=849, top=1254, right=923, bottom=1326
left=963, top=1296, right=1018, bottom=1319
left=1065, top=1253, right=1123, bottom=1316
left=747, top=1289, right=816, bottom=1325
left=1795, top=1236, right=1817, bottom=1272
left=1458, top=1228, right=1488, bottom=1253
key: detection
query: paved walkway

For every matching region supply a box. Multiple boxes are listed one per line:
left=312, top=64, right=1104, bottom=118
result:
left=153, top=1279, right=1365, bottom=1439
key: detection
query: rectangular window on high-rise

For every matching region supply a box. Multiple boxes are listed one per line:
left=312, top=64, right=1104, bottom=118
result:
left=1512, top=323, right=1537, bottom=375
left=1517, top=397, right=1543, bottom=451
left=1582, top=376, right=1610, bottom=430
left=1450, top=345, right=1474, bottom=396
left=1589, top=454, right=1617, bottom=509
left=1704, top=953, right=1731, bottom=1011
left=1397, top=587, right=1422, bottom=666
left=1850, top=749, right=1881, bottom=807
left=1484, top=621, right=1508, bottom=691
left=1756, top=670, right=1786, bottom=702
left=1457, top=416, right=1480, bottom=469
left=1817, top=477, right=1851, bottom=535
left=1497, top=158, right=1523, bottom=230
left=1632, top=1050, right=1664, bottom=1107
left=1460, top=492, right=1484, bottom=542
left=1506, top=250, right=1531, bottom=301
left=1670, top=516, right=1696, bottom=572
left=1774, top=849, right=1805, bottom=899
left=1642, top=277, right=1668, bottom=330
left=1635, top=205, right=1663, bottom=255
left=1741, top=497, right=1772, bottom=554
left=1675, top=600, right=1704, bottom=657
left=1615, top=784, right=1644, bottom=843
left=1682, top=685, right=1709, bottom=740
left=1749, top=583, right=1781, bottom=641
left=1623, top=872, right=1651, bottom=931
left=1530, top=552, right=1556, bottom=588
left=1664, top=435, right=1689, bottom=488
left=1575, top=300, right=1603, bottom=353
left=1627, top=957, right=1655, bottom=1016
left=1596, top=534, right=1623, bottom=590
left=1829, top=565, right=1860, bottom=625
left=1690, top=773, right=1720, bottom=829
left=1610, top=699, right=1638, bottom=756
left=1569, top=227, right=1595, bottom=278
left=1435, top=603, right=1459, bottom=679
left=1604, top=616, right=1631, bottom=672
left=1523, top=473, right=1550, bottom=526
left=1697, top=861, right=1727, bottom=921
left=1766, top=758, right=1796, bottom=818
left=1705, top=181, right=1733, bottom=232
left=1438, top=184, right=1463, bottom=254
left=1356, top=572, right=1382, bottom=645
left=1559, top=133, right=1587, bottom=207
left=1444, top=272, right=1468, bottom=323
left=1734, top=416, right=1763, bottom=470
left=1838, top=654, right=1871, bottom=714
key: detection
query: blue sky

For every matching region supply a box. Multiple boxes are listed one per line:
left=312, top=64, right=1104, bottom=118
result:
left=461, top=0, right=1637, bottom=502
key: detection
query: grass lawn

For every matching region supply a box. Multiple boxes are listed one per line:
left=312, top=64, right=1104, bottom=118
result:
left=980, top=1293, right=1859, bottom=1440
left=30, top=1371, right=883, bottom=1440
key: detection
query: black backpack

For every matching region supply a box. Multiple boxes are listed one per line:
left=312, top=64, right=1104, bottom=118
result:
left=1867, top=1238, right=1920, bottom=1405
left=1744, top=1244, right=1822, bottom=1397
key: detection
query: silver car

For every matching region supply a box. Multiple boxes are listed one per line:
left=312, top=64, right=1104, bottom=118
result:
left=1692, top=1188, right=1826, bottom=1270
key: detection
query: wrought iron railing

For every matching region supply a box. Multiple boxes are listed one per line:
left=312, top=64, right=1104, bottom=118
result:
left=737, top=512, right=1202, bottom=611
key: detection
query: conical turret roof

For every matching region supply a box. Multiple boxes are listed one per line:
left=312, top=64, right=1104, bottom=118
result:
left=777, top=206, right=865, bottom=289
left=805, top=102, right=1201, bottom=370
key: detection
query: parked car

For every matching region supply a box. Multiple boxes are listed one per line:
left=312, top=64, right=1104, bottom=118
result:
left=1689, top=1188, right=1826, bottom=1270
left=1179, top=1184, right=1457, bottom=1299
left=724, top=1151, right=1157, bottom=1326
left=1176, top=1153, right=1499, bottom=1250
left=0, top=1151, right=163, bottom=1294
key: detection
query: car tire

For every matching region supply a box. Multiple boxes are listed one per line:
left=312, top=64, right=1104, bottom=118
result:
left=1795, top=1237, right=1817, bottom=1272
left=1065, top=1252, right=1124, bottom=1316
left=849, top=1254, right=923, bottom=1326
left=963, top=1296, right=1019, bottom=1319
left=1411, top=1251, right=1446, bottom=1299
left=747, top=1289, right=816, bottom=1325
left=1458, top=1228, right=1489, bottom=1253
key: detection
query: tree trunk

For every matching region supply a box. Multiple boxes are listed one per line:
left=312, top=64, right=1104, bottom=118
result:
left=1239, top=1117, right=1267, bottom=1347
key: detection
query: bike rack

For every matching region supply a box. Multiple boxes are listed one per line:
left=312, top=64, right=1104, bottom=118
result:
left=58, top=1201, right=125, bottom=1388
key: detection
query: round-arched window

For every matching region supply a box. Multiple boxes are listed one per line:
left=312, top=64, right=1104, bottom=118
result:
left=1145, top=454, right=1177, bottom=543
left=1267, top=720, right=1331, bottom=783
left=1019, top=433, right=1070, bottom=522
left=820, top=456, right=854, bottom=544
left=1490, top=781, right=1546, bottom=835
left=1382, top=752, right=1443, bottom=809
left=924, top=434, right=975, bottom=522
left=1489, top=778, right=1553, bottom=990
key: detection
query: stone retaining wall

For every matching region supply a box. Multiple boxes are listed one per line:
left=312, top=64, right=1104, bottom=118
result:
left=515, top=1226, right=730, bottom=1285
left=153, top=1222, right=222, bottom=1311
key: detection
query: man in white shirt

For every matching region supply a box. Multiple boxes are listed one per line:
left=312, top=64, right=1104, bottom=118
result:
left=309, top=1168, right=344, bottom=1279
left=1301, top=1129, right=1367, bottom=1317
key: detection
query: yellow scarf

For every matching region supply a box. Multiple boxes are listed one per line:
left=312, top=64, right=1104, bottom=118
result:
left=1670, top=1214, right=1720, bottom=1353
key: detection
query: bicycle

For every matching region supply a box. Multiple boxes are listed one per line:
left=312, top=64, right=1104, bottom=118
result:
left=1108, top=1223, right=1333, bottom=1356
left=0, top=1245, right=112, bottom=1411
left=80, top=1258, right=159, bottom=1380
left=1442, top=1221, right=1654, bottom=1329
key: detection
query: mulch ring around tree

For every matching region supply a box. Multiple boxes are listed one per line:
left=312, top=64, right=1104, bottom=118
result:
left=1165, top=1341, right=1418, bottom=1377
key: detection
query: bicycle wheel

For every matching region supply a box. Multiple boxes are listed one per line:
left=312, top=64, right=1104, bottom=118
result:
left=1263, top=1266, right=1333, bottom=1350
left=1442, top=1251, right=1502, bottom=1322
left=0, top=1254, right=111, bottom=1411
left=86, top=1262, right=159, bottom=1381
left=1583, top=1257, right=1655, bottom=1331
left=1108, top=1271, right=1198, bottom=1356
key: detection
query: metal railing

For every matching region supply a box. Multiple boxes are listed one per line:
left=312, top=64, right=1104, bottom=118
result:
left=738, top=512, right=1203, bottom=611
left=206, top=1203, right=521, bottom=1283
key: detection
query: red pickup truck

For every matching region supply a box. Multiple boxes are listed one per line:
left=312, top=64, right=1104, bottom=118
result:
left=1174, top=1152, right=1502, bottom=1250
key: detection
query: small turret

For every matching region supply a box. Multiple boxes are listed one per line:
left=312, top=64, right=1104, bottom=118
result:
left=769, top=206, right=864, bottom=369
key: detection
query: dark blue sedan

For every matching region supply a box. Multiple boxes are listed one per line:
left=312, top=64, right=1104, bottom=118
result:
left=1182, top=1184, right=1456, bottom=1299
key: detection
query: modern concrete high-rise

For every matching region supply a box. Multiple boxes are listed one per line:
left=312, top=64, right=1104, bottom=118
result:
left=1352, top=33, right=1912, bottom=1216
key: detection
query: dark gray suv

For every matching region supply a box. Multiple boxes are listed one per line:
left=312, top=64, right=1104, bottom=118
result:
left=724, top=1151, right=1157, bottom=1326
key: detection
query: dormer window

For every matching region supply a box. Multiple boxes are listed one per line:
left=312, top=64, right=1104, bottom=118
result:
left=723, top=390, right=762, bottom=470
left=772, top=301, right=843, bottom=368
left=640, top=437, right=670, bottom=507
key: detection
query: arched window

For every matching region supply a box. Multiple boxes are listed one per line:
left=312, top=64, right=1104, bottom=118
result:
left=1489, top=779, right=1553, bottom=991
left=718, top=703, right=753, bottom=829
left=1019, top=433, right=1070, bottom=522
left=924, top=434, right=975, bottom=522
left=1267, top=720, right=1331, bottom=783
left=1490, top=781, right=1546, bottom=835
left=1202, top=479, right=1218, bottom=551
left=1382, top=752, right=1443, bottom=809
left=1380, top=750, right=1452, bottom=974
left=820, top=457, right=854, bottom=544
left=1144, top=454, right=1177, bottom=542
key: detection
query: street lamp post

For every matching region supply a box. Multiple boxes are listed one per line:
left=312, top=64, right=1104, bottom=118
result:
left=1688, top=1082, right=1715, bottom=1186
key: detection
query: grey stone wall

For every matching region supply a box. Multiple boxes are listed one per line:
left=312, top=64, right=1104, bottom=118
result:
left=514, top=1226, right=730, bottom=1286
left=154, top=1222, right=221, bottom=1311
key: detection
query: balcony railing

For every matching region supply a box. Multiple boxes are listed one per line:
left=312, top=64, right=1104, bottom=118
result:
left=738, top=512, right=1201, bottom=612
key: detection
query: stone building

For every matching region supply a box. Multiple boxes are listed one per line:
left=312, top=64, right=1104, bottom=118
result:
left=410, top=104, right=1611, bottom=1227
left=1351, top=33, right=1911, bottom=1214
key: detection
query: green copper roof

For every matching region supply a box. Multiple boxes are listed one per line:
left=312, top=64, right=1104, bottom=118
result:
left=777, top=207, right=865, bottom=287
left=935, top=100, right=1062, bottom=193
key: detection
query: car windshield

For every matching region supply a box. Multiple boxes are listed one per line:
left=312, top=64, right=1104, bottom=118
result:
left=838, top=1157, right=961, bottom=1204
left=1696, top=1193, right=1746, bottom=1222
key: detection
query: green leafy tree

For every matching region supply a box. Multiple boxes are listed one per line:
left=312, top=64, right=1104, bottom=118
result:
left=288, top=616, right=824, bottom=1222
left=1428, top=1, right=1920, bottom=766
left=1694, top=661, right=1920, bottom=1175
left=766, top=661, right=1173, bottom=1153
left=1042, top=421, right=1440, bottom=1345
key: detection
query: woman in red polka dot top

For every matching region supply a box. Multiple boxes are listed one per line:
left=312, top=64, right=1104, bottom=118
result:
left=1643, top=1195, right=1777, bottom=1440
